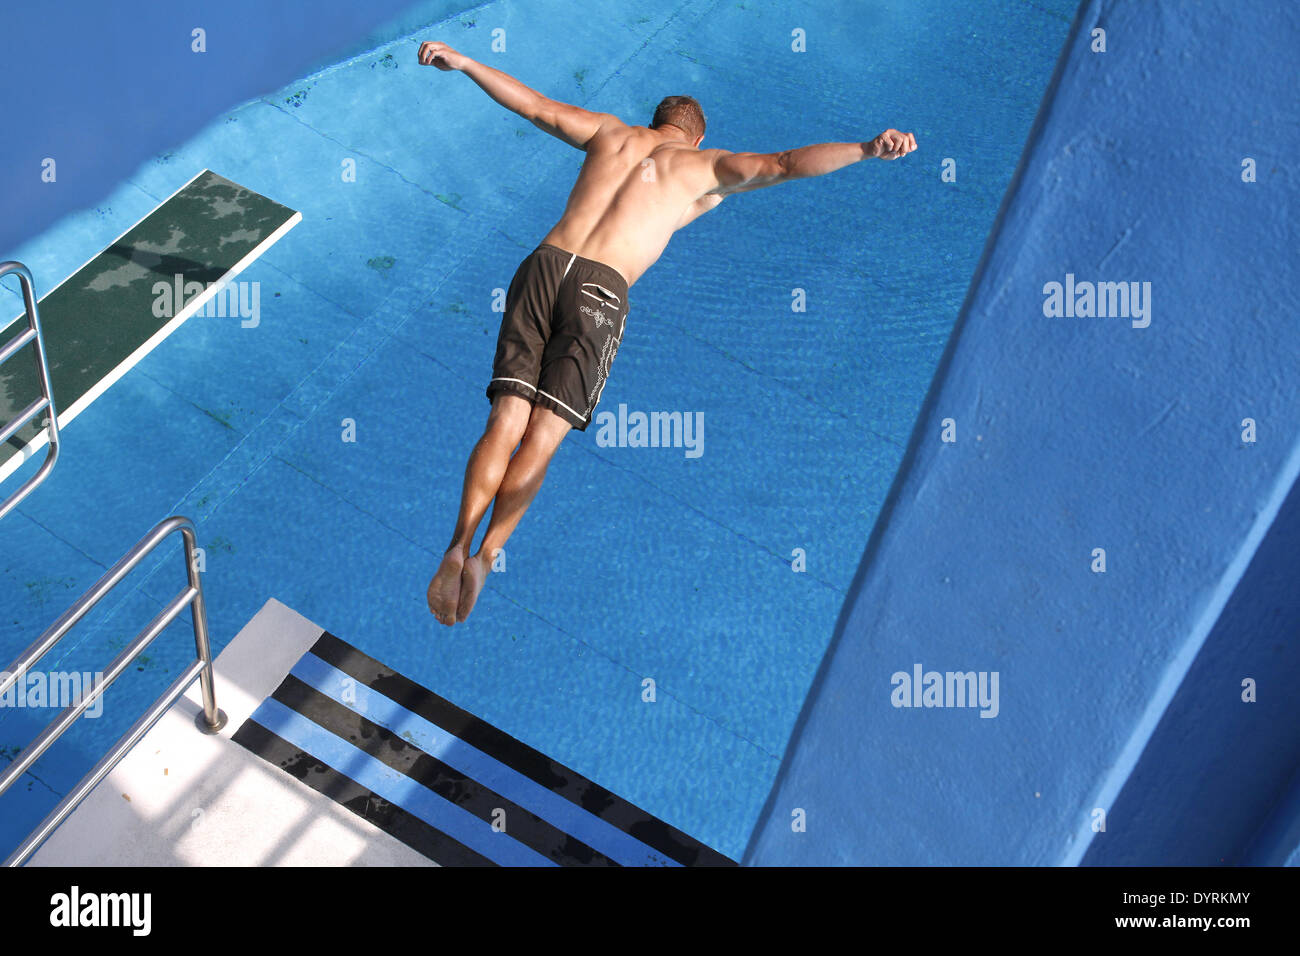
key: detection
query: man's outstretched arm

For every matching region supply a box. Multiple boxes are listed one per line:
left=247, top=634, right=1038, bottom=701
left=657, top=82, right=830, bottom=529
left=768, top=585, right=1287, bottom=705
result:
left=706, top=129, right=918, bottom=195
left=418, top=41, right=620, bottom=150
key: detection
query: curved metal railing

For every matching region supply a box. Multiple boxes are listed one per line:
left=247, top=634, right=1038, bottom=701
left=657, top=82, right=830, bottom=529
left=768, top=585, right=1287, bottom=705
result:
left=0, top=260, right=60, bottom=520
left=0, top=515, right=227, bottom=866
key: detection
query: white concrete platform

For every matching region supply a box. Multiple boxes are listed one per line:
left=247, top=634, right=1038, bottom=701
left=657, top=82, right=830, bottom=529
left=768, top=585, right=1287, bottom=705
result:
left=28, top=598, right=433, bottom=867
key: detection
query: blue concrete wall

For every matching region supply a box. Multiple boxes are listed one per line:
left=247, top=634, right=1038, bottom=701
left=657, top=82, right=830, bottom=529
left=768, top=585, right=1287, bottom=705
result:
left=1246, top=762, right=1300, bottom=866
left=1082, top=469, right=1300, bottom=865
left=0, top=0, right=462, bottom=259
left=746, top=0, right=1300, bottom=865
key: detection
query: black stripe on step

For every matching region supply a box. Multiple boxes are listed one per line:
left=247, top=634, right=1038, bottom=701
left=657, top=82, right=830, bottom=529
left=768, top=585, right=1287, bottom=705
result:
left=308, top=631, right=736, bottom=866
left=231, top=716, right=494, bottom=867
left=271, top=673, right=619, bottom=866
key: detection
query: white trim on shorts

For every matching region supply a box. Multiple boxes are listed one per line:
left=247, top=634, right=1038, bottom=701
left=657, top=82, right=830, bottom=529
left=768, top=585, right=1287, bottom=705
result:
left=580, top=288, right=623, bottom=309
left=536, top=388, right=587, bottom=423
left=581, top=281, right=622, bottom=305
left=489, top=376, right=537, bottom=393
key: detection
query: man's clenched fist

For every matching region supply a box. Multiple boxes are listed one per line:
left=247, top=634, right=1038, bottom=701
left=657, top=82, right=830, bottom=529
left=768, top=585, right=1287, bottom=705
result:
left=418, top=41, right=465, bottom=71
left=869, top=129, right=918, bottom=160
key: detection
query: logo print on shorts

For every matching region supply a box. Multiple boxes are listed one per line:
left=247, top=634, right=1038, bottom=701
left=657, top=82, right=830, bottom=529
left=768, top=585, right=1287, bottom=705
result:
left=579, top=303, right=613, bottom=329
left=587, top=333, right=618, bottom=409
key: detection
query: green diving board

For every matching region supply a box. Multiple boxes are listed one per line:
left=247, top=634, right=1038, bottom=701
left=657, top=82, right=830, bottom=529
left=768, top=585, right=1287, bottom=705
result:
left=0, top=170, right=300, bottom=483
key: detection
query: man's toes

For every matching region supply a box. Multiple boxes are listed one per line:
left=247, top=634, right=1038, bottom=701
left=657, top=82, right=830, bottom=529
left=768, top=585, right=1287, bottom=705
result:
left=428, top=582, right=455, bottom=623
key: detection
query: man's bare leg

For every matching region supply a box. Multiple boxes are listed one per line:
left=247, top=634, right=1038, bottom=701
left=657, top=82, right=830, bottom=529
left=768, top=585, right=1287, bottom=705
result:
left=428, top=394, right=532, bottom=625
left=457, top=404, right=572, bottom=622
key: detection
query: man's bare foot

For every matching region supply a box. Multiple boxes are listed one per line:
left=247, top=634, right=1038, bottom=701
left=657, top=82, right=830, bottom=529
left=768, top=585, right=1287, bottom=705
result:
left=456, top=553, right=489, bottom=623
left=427, top=547, right=465, bottom=626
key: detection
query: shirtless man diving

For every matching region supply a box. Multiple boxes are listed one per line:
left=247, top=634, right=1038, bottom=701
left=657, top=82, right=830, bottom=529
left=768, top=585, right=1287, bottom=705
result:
left=418, top=39, right=917, bottom=626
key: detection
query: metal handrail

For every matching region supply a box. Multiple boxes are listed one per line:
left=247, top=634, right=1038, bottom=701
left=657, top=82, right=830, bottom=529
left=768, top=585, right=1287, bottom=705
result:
left=0, top=261, right=60, bottom=520
left=0, top=515, right=227, bottom=866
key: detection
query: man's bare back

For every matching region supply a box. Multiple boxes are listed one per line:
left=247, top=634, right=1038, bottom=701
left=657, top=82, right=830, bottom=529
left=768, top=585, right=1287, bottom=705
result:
left=417, top=39, right=916, bottom=626
left=541, top=126, right=721, bottom=286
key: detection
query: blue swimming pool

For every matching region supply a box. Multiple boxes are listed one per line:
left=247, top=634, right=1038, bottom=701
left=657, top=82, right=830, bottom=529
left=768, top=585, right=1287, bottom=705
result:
left=0, top=0, right=1077, bottom=859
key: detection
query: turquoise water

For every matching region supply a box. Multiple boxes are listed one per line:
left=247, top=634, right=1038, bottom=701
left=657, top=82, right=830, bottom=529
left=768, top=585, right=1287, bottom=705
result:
left=0, top=0, right=1076, bottom=860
